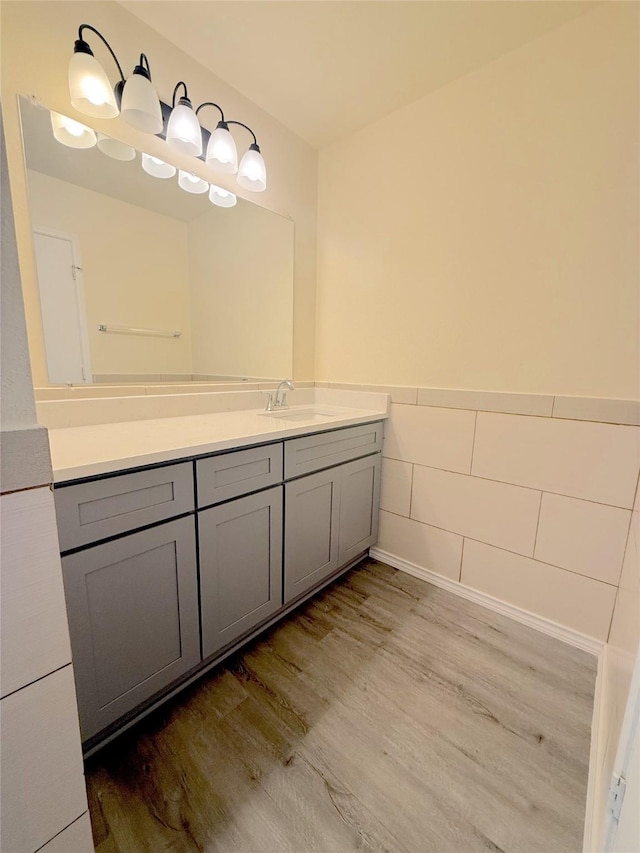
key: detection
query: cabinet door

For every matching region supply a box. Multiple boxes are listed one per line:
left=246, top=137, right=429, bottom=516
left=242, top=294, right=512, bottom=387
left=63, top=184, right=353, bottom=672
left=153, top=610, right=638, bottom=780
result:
left=284, top=468, right=340, bottom=603
left=199, top=487, right=283, bottom=660
left=62, top=517, right=200, bottom=740
left=338, top=454, right=381, bottom=567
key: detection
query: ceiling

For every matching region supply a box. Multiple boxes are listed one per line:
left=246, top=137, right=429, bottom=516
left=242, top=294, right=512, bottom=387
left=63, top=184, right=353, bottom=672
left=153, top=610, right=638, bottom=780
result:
left=119, top=1, right=597, bottom=149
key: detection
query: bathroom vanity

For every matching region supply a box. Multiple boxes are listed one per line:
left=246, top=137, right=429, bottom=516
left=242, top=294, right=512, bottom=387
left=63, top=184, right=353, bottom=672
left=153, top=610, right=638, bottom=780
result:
left=47, top=394, right=387, bottom=752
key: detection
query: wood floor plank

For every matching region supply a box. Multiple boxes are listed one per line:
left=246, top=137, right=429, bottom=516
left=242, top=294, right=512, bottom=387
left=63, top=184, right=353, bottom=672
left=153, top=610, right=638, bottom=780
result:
left=85, top=559, right=596, bottom=852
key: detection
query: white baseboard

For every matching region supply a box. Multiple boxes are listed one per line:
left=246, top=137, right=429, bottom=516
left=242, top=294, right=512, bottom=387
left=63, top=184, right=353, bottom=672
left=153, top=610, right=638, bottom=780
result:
left=369, top=547, right=604, bottom=657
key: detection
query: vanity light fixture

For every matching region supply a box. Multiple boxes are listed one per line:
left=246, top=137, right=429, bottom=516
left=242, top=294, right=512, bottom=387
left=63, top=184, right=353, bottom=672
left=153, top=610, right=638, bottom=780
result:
left=97, top=132, right=136, bottom=161
left=166, top=82, right=202, bottom=157
left=232, top=121, right=267, bottom=192
left=141, top=153, right=176, bottom=179
left=66, top=23, right=267, bottom=192
left=209, top=184, right=237, bottom=208
left=197, top=102, right=238, bottom=174
left=178, top=169, right=209, bottom=194
left=50, top=111, right=97, bottom=148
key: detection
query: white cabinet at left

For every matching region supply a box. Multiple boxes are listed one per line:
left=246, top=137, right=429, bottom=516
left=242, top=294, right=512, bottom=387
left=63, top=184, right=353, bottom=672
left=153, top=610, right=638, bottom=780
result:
left=0, top=487, right=91, bottom=853
left=0, top=487, right=72, bottom=696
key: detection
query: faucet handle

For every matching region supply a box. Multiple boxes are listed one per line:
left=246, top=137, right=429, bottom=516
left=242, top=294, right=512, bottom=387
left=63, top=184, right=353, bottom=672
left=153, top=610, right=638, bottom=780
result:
left=264, top=391, right=275, bottom=412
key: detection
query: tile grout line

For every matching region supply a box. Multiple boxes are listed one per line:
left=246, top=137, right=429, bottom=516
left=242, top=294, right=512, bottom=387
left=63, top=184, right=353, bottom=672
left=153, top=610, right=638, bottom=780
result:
left=458, top=537, right=466, bottom=583
left=408, top=462, right=415, bottom=520
left=532, top=491, right=544, bottom=559
left=0, top=661, right=73, bottom=703
left=382, top=456, right=636, bottom=511
left=614, top=467, right=640, bottom=590
left=378, top=508, right=619, bottom=588
left=469, top=409, right=478, bottom=474
left=32, top=811, right=89, bottom=853
left=605, top=587, right=620, bottom=645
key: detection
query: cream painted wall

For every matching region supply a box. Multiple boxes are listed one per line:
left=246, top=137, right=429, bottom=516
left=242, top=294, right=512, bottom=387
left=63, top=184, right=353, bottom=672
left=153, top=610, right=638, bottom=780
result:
left=1, top=0, right=317, bottom=385
left=188, top=202, right=294, bottom=379
left=316, top=3, right=639, bottom=398
left=27, top=170, right=192, bottom=377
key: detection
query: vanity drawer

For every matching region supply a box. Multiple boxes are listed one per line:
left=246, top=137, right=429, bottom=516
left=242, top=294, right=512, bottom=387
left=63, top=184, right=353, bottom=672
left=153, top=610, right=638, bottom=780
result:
left=55, top=463, right=194, bottom=551
left=196, top=444, right=283, bottom=508
left=284, top=422, right=383, bottom=479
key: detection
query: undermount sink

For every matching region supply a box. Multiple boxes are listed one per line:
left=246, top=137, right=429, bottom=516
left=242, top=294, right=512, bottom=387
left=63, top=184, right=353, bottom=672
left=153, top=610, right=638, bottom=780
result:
left=260, top=407, right=344, bottom=421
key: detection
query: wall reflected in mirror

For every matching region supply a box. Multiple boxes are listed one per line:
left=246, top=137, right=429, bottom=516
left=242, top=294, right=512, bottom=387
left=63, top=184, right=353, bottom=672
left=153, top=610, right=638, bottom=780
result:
left=19, top=97, right=294, bottom=385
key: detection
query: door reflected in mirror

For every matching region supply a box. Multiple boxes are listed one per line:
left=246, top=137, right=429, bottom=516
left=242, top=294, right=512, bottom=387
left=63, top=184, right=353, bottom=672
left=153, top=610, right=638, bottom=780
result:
left=19, top=97, right=294, bottom=385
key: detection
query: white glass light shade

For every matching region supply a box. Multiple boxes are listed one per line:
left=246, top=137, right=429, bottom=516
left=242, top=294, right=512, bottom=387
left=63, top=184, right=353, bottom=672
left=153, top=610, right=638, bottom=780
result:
left=120, top=72, right=163, bottom=134
left=178, top=170, right=208, bottom=194
left=205, top=126, right=238, bottom=174
left=97, top=133, right=136, bottom=161
left=209, top=184, right=237, bottom=208
left=237, top=146, right=267, bottom=192
left=141, top=153, right=176, bottom=179
left=166, top=102, right=202, bottom=156
left=50, top=111, right=97, bottom=149
left=68, top=51, right=119, bottom=118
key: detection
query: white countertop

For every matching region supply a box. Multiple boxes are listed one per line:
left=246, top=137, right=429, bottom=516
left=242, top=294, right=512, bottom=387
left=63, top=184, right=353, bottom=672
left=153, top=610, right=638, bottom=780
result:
left=48, top=400, right=389, bottom=482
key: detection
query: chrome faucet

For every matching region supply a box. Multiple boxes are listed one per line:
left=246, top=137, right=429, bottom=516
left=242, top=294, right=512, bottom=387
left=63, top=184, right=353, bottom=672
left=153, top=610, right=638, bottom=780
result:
left=266, top=379, right=295, bottom=411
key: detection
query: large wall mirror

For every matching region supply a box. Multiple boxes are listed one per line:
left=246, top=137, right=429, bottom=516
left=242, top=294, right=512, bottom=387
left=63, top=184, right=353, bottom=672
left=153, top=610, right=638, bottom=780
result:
left=18, top=96, right=294, bottom=385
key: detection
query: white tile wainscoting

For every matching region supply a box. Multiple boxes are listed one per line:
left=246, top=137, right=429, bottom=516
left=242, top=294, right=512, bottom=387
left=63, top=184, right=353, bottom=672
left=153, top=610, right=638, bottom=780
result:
left=315, top=384, right=640, bottom=647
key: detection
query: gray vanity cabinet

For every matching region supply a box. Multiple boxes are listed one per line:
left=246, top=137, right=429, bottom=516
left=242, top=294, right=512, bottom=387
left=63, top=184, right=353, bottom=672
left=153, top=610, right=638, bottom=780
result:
left=61, top=516, right=200, bottom=740
left=199, top=486, right=283, bottom=660
left=55, top=419, right=383, bottom=748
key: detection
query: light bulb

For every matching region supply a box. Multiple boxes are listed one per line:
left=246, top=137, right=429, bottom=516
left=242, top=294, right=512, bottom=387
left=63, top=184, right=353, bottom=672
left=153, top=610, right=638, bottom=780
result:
left=205, top=123, right=238, bottom=174
left=237, top=144, right=267, bottom=192
left=68, top=51, right=119, bottom=119
left=142, top=153, right=176, bottom=178
left=166, top=99, right=202, bottom=157
left=65, top=119, right=85, bottom=137
left=97, top=133, right=136, bottom=161
left=178, top=169, right=208, bottom=194
left=209, top=184, right=237, bottom=208
left=121, top=62, right=163, bottom=134
left=50, top=111, right=97, bottom=149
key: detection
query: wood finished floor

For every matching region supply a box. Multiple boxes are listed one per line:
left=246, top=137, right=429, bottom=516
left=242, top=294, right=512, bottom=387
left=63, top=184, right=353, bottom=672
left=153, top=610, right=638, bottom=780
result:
left=85, top=559, right=597, bottom=853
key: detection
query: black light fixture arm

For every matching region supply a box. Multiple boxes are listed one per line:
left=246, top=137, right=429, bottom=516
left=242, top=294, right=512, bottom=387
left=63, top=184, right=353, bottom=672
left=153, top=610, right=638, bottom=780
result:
left=195, top=101, right=226, bottom=123
left=76, top=24, right=125, bottom=83
left=172, top=81, right=191, bottom=107
left=138, top=53, right=152, bottom=79
left=227, top=119, right=259, bottom=148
